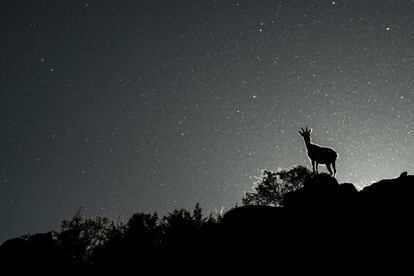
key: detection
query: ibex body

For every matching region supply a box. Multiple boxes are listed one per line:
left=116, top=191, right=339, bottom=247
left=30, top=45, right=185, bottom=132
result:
left=299, top=127, right=337, bottom=176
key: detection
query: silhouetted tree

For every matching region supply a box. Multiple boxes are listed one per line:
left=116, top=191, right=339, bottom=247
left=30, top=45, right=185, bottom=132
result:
left=159, top=203, right=214, bottom=259
left=90, top=212, right=159, bottom=266
left=242, top=165, right=311, bottom=207
left=55, top=208, right=109, bottom=264
left=125, top=212, right=160, bottom=253
left=88, top=218, right=127, bottom=265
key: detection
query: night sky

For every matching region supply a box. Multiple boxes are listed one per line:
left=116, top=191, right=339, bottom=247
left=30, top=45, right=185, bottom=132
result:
left=1, top=0, right=414, bottom=242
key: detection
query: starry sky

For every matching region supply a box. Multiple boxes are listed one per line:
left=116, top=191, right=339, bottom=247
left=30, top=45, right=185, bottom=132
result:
left=1, top=0, right=414, bottom=242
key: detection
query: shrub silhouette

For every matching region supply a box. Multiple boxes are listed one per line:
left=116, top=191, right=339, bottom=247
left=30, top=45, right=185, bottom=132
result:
left=242, top=165, right=311, bottom=206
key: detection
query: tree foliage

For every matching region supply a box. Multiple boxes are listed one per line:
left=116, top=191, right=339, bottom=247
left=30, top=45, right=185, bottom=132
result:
left=242, top=165, right=311, bottom=207
left=51, top=203, right=219, bottom=265
left=56, top=208, right=110, bottom=264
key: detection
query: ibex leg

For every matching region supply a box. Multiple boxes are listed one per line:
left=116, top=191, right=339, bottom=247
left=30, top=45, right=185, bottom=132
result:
left=332, top=162, right=336, bottom=177
left=326, top=164, right=333, bottom=176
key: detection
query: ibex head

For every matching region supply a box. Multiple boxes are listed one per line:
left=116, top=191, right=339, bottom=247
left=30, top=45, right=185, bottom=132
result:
left=298, top=126, right=312, bottom=140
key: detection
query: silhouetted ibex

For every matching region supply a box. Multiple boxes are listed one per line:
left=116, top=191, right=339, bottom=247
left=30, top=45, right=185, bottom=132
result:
left=299, top=126, right=337, bottom=176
